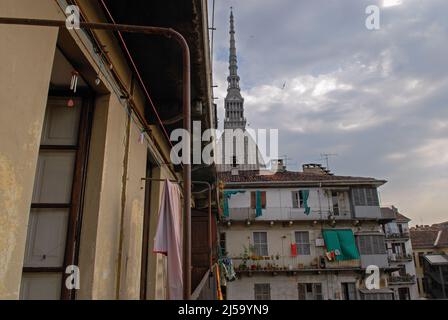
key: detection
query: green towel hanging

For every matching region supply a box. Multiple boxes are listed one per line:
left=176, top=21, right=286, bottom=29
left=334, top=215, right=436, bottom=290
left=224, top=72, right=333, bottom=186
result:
left=300, top=190, right=311, bottom=215
left=255, top=190, right=263, bottom=217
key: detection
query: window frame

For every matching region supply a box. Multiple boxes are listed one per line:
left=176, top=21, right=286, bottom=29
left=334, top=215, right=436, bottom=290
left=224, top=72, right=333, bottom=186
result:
left=254, top=283, right=271, bottom=300
left=295, top=231, right=311, bottom=255
left=253, top=232, right=268, bottom=257
left=23, top=91, right=94, bottom=300
left=356, top=235, right=387, bottom=255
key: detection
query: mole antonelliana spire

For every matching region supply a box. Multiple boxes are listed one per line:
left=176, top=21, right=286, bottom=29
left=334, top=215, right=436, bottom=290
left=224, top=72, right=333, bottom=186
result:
left=224, top=7, right=246, bottom=130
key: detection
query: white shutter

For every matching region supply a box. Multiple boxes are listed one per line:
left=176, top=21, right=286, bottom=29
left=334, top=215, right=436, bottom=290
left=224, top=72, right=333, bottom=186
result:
left=32, top=150, right=76, bottom=204
left=24, top=209, right=69, bottom=268
left=41, top=97, right=81, bottom=145
left=20, top=273, right=62, bottom=300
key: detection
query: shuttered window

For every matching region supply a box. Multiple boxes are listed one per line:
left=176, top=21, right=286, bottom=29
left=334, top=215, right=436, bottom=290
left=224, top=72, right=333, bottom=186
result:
left=352, top=188, right=379, bottom=206
left=357, top=235, right=386, bottom=255
left=21, top=95, right=92, bottom=300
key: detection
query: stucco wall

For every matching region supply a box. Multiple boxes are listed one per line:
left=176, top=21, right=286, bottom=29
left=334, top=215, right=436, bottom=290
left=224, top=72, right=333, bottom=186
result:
left=227, top=273, right=360, bottom=300
left=0, top=0, right=60, bottom=300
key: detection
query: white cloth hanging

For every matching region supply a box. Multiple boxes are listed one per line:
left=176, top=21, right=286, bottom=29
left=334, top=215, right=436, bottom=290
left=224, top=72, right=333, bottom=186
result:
left=153, top=179, right=183, bottom=300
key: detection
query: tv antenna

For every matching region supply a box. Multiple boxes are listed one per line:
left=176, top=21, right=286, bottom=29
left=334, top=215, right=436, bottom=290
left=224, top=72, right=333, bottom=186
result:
left=320, top=153, right=338, bottom=170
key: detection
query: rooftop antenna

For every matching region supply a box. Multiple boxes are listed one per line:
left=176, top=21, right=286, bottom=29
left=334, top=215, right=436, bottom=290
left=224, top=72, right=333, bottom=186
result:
left=320, top=153, right=338, bottom=171
left=281, top=155, right=294, bottom=168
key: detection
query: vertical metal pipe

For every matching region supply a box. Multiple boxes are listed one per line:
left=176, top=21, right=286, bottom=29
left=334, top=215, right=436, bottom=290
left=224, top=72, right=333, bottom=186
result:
left=177, top=35, right=192, bottom=300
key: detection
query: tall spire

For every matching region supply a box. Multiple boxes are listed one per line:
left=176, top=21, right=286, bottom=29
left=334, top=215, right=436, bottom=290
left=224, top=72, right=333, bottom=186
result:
left=224, top=7, right=246, bottom=130
left=228, top=7, right=240, bottom=89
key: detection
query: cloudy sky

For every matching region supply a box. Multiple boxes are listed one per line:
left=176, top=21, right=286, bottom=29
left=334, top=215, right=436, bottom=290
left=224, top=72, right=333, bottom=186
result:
left=209, top=0, right=448, bottom=225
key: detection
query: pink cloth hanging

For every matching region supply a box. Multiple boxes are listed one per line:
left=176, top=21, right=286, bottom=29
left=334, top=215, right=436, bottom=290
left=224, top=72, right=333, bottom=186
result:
left=153, top=179, right=183, bottom=300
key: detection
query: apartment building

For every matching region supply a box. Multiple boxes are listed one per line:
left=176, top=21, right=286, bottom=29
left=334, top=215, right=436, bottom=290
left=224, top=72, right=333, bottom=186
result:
left=381, top=207, right=418, bottom=299
left=0, top=0, right=218, bottom=300
left=218, top=163, right=398, bottom=300
left=410, top=224, right=448, bottom=298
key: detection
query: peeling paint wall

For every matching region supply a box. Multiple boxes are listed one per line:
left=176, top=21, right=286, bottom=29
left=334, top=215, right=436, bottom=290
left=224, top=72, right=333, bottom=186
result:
left=117, top=120, right=147, bottom=299
left=0, top=0, right=60, bottom=300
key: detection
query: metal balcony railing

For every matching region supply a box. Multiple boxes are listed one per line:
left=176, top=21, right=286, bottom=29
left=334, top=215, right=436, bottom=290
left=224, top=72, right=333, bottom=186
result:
left=386, top=232, right=410, bottom=239
left=389, top=274, right=416, bottom=284
left=223, top=207, right=352, bottom=221
left=388, top=253, right=413, bottom=262
left=231, top=255, right=360, bottom=273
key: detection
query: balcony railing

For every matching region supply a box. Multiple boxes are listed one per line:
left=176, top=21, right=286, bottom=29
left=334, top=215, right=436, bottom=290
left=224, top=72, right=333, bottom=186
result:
left=231, top=255, right=360, bottom=273
left=389, top=274, right=416, bottom=284
left=388, top=253, right=413, bottom=262
left=386, top=232, right=410, bottom=240
left=223, top=207, right=351, bottom=221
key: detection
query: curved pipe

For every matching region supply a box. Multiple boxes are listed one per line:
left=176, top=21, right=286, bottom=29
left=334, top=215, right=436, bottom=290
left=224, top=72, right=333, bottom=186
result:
left=0, top=17, right=192, bottom=300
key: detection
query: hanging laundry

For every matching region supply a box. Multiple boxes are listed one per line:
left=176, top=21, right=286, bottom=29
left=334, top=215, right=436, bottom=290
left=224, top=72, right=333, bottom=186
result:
left=153, top=179, right=183, bottom=300
left=299, top=190, right=311, bottom=215
left=291, top=243, right=298, bottom=257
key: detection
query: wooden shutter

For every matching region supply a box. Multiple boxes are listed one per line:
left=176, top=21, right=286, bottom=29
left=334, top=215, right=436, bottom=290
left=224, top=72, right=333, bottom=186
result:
left=261, top=191, right=266, bottom=208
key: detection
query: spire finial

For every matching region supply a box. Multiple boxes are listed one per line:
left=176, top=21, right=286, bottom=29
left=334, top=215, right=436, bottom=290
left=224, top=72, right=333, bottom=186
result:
left=228, top=6, right=239, bottom=89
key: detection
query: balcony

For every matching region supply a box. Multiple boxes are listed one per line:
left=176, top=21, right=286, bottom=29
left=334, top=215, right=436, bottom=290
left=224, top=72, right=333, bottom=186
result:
left=388, top=274, right=416, bottom=285
left=231, top=255, right=361, bottom=275
left=388, top=253, right=413, bottom=262
left=222, top=207, right=352, bottom=222
left=386, top=232, right=410, bottom=240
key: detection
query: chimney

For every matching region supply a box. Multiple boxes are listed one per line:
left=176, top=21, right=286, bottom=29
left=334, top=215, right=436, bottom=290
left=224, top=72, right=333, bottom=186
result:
left=271, top=159, right=286, bottom=172
left=302, top=163, right=332, bottom=175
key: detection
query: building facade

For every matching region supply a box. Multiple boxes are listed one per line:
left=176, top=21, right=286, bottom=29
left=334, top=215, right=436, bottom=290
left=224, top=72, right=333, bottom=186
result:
left=381, top=207, right=418, bottom=300
left=410, top=224, right=448, bottom=298
left=0, top=0, right=218, bottom=300
left=218, top=163, right=399, bottom=300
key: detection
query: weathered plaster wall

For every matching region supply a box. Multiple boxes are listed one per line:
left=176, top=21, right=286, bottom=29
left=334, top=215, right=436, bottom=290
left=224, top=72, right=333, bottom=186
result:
left=0, top=0, right=60, bottom=300
left=77, top=94, right=127, bottom=299
left=117, top=121, right=147, bottom=299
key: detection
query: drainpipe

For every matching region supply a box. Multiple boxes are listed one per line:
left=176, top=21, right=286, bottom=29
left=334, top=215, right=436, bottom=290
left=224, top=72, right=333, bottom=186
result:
left=0, top=17, right=192, bottom=300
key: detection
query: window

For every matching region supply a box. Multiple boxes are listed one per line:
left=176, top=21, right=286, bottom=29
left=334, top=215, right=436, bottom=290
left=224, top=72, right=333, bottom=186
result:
left=332, top=192, right=340, bottom=215
left=295, top=231, right=311, bottom=255
left=341, top=283, right=357, bottom=300
left=292, top=190, right=307, bottom=208
left=251, top=191, right=266, bottom=209
left=298, top=283, right=323, bottom=300
left=21, top=94, right=92, bottom=300
left=253, top=232, right=268, bottom=256
left=254, top=284, right=270, bottom=300
left=352, top=188, right=379, bottom=206
left=357, top=235, right=386, bottom=255
left=398, top=287, right=410, bottom=300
